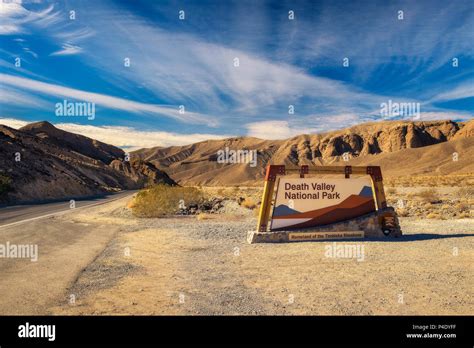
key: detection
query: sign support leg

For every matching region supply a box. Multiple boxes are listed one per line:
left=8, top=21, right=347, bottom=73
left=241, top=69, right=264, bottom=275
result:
left=256, top=165, right=284, bottom=232
left=257, top=178, right=276, bottom=232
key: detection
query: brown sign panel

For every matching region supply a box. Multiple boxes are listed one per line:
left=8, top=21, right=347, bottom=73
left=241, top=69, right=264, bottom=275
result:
left=270, top=177, right=376, bottom=231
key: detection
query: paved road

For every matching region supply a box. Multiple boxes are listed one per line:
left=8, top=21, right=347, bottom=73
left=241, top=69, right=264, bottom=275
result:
left=0, top=190, right=136, bottom=229
left=0, top=191, right=135, bottom=314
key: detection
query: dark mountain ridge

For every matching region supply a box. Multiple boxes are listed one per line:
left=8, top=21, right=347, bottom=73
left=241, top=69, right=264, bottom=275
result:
left=0, top=122, right=175, bottom=204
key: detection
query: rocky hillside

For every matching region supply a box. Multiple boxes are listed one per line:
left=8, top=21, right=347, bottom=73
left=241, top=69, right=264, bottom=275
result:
left=20, top=121, right=123, bottom=164
left=132, top=119, right=473, bottom=185
left=109, top=158, right=176, bottom=187
left=0, top=122, right=175, bottom=204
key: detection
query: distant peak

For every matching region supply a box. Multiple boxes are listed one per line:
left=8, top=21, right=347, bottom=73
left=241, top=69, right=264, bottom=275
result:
left=20, top=121, right=57, bottom=131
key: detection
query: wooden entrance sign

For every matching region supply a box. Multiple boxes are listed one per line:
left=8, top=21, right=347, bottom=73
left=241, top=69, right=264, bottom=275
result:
left=248, top=165, right=401, bottom=243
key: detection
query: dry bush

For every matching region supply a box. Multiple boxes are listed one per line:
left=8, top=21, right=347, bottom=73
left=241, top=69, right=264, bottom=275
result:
left=131, top=185, right=204, bottom=217
left=426, top=212, right=441, bottom=219
left=416, top=188, right=440, bottom=203
left=441, top=204, right=451, bottom=210
left=241, top=197, right=257, bottom=210
left=126, top=198, right=136, bottom=209
left=196, top=213, right=214, bottom=221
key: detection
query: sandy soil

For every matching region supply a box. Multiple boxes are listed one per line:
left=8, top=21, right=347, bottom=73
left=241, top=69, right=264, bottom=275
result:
left=49, top=197, right=474, bottom=316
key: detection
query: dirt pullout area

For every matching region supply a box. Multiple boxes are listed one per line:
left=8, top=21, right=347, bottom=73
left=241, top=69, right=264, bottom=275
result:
left=51, top=198, right=474, bottom=315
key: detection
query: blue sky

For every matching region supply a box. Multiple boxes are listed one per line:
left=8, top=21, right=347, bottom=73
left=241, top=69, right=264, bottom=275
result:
left=0, top=0, right=473, bottom=148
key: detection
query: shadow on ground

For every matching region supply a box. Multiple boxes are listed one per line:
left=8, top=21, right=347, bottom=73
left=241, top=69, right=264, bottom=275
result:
left=365, top=233, right=474, bottom=242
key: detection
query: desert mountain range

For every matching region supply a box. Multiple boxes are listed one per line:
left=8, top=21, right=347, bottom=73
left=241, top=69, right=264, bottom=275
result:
left=133, top=119, right=474, bottom=185
left=0, top=119, right=473, bottom=203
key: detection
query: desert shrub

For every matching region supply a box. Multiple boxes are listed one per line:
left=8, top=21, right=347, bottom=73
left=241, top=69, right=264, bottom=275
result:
left=126, top=198, right=136, bottom=209
left=196, top=213, right=214, bottom=220
left=426, top=212, right=441, bottom=219
left=416, top=188, right=440, bottom=203
left=441, top=204, right=451, bottom=210
left=0, top=174, right=12, bottom=196
left=131, top=185, right=204, bottom=217
left=241, top=197, right=257, bottom=210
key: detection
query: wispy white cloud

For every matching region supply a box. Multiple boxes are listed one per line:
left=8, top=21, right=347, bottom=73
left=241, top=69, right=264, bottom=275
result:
left=72, top=9, right=391, bottom=124
left=245, top=111, right=473, bottom=139
left=0, top=117, right=29, bottom=129
left=0, top=86, right=49, bottom=109
left=0, top=2, right=61, bottom=35
left=245, top=113, right=370, bottom=139
left=22, top=46, right=37, bottom=58
left=430, top=83, right=474, bottom=102
left=418, top=111, right=473, bottom=121
left=72, top=1, right=473, bottom=124
left=289, top=1, right=474, bottom=75
left=0, top=0, right=94, bottom=60
left=0, top=1, right=28, bottom=34
left=50, top=43, right=82, bottom=56
left=1, top=4, right=386, bottom=128
left=54, top=27, right=95, bottom=42
left=53, top=123, right=229, bottom=150
left=0, top=24, right=20, bottom=35
left=246, top=120, right=321, bottom=139
left=0, top=73, right=219, bottom=125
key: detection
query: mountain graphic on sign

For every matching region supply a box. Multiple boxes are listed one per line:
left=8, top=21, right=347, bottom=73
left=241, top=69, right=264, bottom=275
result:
left=273, top=204, right=300, bottom=217
left=358, top=186, right=373, bottom=197
left=271, top=194, right=376, bottom=231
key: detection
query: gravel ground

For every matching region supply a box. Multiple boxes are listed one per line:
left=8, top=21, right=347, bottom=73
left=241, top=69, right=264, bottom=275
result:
left=52, top=198, right=474, bottom=315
